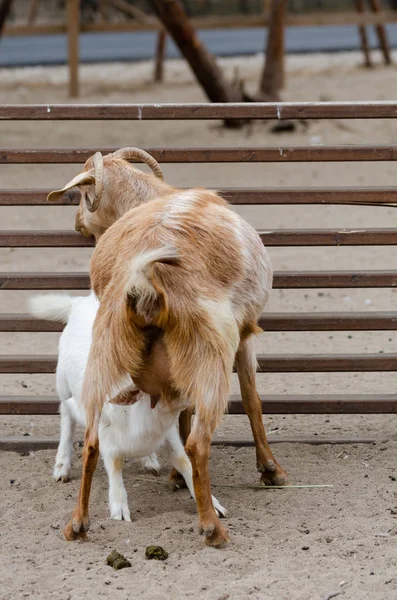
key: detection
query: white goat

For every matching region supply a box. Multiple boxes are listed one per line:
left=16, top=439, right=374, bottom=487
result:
left=29, top=292, right=226, bottom=521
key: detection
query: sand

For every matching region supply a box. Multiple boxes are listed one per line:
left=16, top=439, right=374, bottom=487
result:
left=1, top=51, right=397, bottom=599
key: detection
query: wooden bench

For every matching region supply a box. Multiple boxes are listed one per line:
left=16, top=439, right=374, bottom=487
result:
left=1, top=101, right=397, bottom=452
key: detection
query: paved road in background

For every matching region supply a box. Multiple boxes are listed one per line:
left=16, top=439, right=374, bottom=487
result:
left=1, top=24, right=397, bottom=67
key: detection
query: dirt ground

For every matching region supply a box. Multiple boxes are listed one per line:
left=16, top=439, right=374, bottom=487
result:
left=1, top=51, right=397, bottom=599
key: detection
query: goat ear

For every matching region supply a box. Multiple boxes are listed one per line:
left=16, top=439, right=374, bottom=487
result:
left=47, top=171, right=95, bottom=203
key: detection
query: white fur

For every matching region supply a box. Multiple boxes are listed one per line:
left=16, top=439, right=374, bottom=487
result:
left=29, top=293, right=74, bottom=324
left=29, top=292, right=226, bottom=520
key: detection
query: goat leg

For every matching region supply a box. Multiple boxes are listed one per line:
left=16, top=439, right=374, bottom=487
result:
left=63, top=425, right=99, bottom=541
left=235, top=338, right=288, bottom=486
left=186, top=418, right=229, bottom=548
left=169, top=407, right=192, bottom=490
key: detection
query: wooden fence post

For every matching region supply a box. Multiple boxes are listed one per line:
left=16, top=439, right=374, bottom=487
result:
left=67, top=0, right=80, bottom=98
left=354, top=0, right=372, bottom=67
left=0, top=0, right=13, bottom=37
left=154, top=29, right=166, bottom=82
left=369, top=0, right=392, bottom=65
left=260, top=0, right=287, bottom=101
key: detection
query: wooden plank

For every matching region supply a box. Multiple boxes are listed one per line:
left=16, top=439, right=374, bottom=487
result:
left=3, top=11, right=397, bottom=37
left=259, top=229, right=397, bottom=246
left=1, top=393, right=396, bottom=415
left=0, top=436, right=61, bottom=451
left=0, top=231, right=94, bottom=247
left=3, top=145, right=397, bottom=163
left=2, top=102, right=397, bottom=121
left=227, top=394, right=397, bottom=414
left=255, top=354, right=397, bottom=372
left=3, top=312, right=397, bottom=333
left=1, top=187, right=397, bottom=206
left=1, top=271, right=397, bottom=290
left=274, top=271, right=397, bottom=289
left=211, top=437, right=375, bottom=447
left=1, top=354, right=397, bottom=373
left=0, top=273, right=90, bottom=289
left=258, top=312, right=397, bottom=331
left=0, top=435, right=376, bottom=452
left=0, top=395, right=59, bottom=414
left=0, top=315, right=65, bottom=332
left=2, top=229, right=397, bottom=248
left=0, top=356, right=58, bottom=373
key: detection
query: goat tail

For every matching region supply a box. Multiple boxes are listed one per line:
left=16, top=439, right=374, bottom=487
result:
left=28, top=293, right=74, bottom=324
left=125, top=245, right=179, bottom=323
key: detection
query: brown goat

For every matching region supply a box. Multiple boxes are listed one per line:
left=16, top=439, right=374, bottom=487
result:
left=48, top=147, right=287, bottom=547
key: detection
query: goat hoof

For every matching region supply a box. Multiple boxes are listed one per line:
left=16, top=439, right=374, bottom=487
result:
left=168, top=468, right=187, bottom=492
left=141, top=453, right=161, bottom=475
left=199, top=519, right=229, bottom=548
left=53, top=464, right=71, bottom=482
left=63, top=518, right=87, bottom=541
left=110, top=502, right=131, bottom=522
left=198, top=520, right=215, bottom=537
left=259, top=464, right=288, bottom=487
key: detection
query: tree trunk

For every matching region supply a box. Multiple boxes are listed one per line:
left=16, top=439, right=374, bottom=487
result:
left=260, top=0, right=287, bottom=101
left=0, top=0, right=13, bottom=36
left=368, top=0, right=392, bottom=65
left=354, top=0, right=372, bottom=68
left=148, top=0, right=245, bottom=111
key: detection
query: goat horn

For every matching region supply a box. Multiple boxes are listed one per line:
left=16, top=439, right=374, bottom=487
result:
left=112, top=147, right=164, bottom=180
left=85, top=151, right=104, bottom=213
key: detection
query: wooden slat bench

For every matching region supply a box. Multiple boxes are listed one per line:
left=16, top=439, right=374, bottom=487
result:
left=1, top=101, right=397, bottom=452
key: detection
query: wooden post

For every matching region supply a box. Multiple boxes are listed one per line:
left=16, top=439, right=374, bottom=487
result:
left=67, top=0, right=80, bottom=98
left=147, top=0, right=245, bottom=106
left=0, top=0, right=13, bottom=37
left=98, top=0, right=109, bottom=22
left=259, top=0, right=287, bottom=101
left=354, top=0, right=372, bottom=68
left=368, top=0, right=392, bottom=65
left=28, top=0, right=40, bottom=25
left=154, top=29, right=166, bottom=82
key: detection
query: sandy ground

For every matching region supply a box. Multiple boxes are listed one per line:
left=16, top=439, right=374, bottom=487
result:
left=1, top=51, right=397, bottom=599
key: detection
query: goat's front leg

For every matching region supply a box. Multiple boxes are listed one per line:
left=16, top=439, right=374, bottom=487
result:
left=102, top=453, right=131, bottom=521
left=169, top=407, right=192, bottom=490
left=186, top=418, right=229, bottom=548
left=235, top=337, right=288, bottom=486
left=63, top=424, right=99, bottom=541
left=165, top=425, right=227, bottom=518
left=53, top=400, right=76, bottom=482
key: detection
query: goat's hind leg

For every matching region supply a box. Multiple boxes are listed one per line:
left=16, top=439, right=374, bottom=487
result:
left=165, top=424, right=227, bottom=518
left=235, top=336, right=288, bottom=486
left=63, top=424, right=99, bottom=541
left=169, top=408, right=192, bottom=490
left=54, top=400, right=76, bottom=483
left=186, top=415, right=229, bottom=548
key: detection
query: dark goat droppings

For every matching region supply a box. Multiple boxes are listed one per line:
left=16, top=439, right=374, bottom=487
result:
left=145, top=546, right=169, bottom=561
left=106, top=550, right=131, bottom=570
